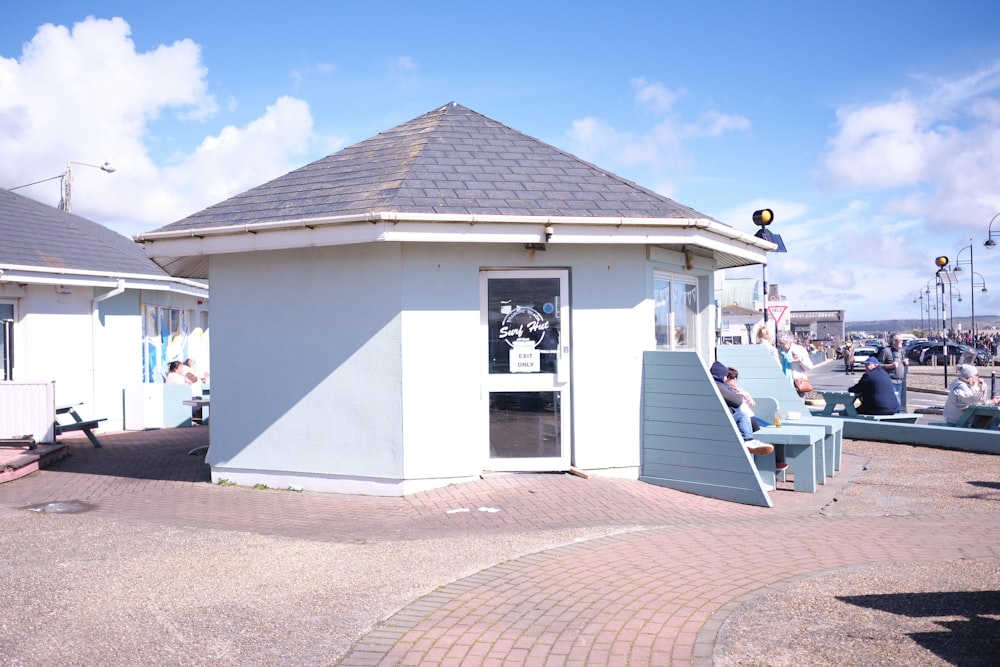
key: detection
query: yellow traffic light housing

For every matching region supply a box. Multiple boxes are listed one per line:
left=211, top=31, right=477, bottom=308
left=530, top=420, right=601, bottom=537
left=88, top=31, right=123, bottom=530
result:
left=752, top=209, right=774, bottom=226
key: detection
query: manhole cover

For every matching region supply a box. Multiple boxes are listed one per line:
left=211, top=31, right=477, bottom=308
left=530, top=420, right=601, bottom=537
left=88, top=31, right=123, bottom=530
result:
left=23, top=500, right=94, bottom=514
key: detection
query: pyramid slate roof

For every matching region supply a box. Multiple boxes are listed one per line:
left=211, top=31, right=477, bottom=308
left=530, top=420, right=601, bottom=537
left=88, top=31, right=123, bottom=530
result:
left=0, top=187, right=170, bottom=278
left=151, top=102, right=716, bottom=234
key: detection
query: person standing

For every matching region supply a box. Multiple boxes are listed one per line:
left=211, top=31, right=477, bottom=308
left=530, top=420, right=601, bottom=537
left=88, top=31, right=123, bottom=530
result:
left=776, top=331, right=814, bottom=396
left=877, top=333, right=908, bottom=412
left=843, top=342, right=855, bottom=375
left=849, top=357, right=899, bottom=415
left=756, top=324, right=781, bottom=366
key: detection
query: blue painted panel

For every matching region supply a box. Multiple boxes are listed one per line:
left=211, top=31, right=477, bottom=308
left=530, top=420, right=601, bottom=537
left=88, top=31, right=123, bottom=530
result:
left=640, top=350, right=772, bottom=507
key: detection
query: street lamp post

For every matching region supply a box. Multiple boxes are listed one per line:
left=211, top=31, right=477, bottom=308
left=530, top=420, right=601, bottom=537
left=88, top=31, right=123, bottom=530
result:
left=61, top=160, right=116, bottom=212
left=954, top=242, right=975, bottom=342
left=925, top=279, right=939, bottom=334
left=8, top=159, right=115, bottom=211
left=913, top=291, right=924, bottom=332
left=985, top=212, right=1000, bottom=249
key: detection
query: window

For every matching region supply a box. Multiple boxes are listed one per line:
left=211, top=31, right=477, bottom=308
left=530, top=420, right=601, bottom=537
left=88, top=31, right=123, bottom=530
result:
left=0, top=302, right=13, bottom=381
left=142, top=305, right=192, bottom=382
left=654, top=272, right=698, bottom=350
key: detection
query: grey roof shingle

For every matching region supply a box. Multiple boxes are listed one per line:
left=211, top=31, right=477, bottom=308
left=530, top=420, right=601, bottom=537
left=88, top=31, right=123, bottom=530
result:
left=151, top=102, right=717, bottom=233
left=0, top=187, right=169, bottom=277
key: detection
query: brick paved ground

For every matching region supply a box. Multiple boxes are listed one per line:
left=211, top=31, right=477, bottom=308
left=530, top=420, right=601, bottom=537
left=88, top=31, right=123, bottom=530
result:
left=1, top=428, right=998, bottom=666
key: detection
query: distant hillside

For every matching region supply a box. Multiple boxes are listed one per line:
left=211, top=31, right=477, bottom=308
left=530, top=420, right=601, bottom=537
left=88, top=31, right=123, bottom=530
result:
left=846, top=315, right=1000, bottom=335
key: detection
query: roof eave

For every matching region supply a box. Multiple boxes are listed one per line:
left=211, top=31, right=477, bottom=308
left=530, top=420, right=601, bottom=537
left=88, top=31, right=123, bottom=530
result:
left=137, top=212, right=773, bottom=269
left=0, top=264, right=209, bottom=298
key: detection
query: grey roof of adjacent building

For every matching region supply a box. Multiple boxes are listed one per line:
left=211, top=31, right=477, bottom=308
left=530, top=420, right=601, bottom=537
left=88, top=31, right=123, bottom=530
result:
left=0, top=186, right=170, bottom=278
left=149, top=102, right=719, bottom=234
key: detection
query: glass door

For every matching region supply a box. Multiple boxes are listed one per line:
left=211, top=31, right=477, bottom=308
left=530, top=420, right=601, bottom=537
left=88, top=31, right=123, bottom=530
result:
left=481, top=269, right=570, bottom=471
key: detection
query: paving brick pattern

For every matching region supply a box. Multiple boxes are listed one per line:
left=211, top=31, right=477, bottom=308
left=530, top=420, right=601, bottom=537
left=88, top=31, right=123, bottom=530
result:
left=2, top=428, right=998, bottom=666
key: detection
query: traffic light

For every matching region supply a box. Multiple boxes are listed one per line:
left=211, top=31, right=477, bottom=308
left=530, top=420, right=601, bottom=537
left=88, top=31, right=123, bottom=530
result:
left=752, top=209, right=774, bottom=226
left=935, top=256, right=949, bottom=268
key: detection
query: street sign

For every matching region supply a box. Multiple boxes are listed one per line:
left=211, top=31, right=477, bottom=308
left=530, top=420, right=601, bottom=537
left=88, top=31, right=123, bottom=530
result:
left=767, top=305, right=788, bottom=325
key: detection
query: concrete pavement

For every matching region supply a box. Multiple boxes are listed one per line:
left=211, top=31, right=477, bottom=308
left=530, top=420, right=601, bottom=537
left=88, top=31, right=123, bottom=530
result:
left=1, top=427, right=998, bottom=665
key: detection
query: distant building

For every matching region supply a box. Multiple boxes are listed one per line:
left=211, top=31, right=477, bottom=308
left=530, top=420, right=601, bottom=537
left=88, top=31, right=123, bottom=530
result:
left=789, top=310, right=845, bottom=341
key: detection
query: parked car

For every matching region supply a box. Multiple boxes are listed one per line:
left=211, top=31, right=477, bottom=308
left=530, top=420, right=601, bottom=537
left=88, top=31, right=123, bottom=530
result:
left=851, top=345, right=880, bottom=370
left=918, top=344, right=992, bottom=366
left=905, top=341, right=935, bottom=363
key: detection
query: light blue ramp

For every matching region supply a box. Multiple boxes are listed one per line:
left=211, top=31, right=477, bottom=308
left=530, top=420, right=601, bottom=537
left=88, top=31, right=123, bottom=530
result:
left=640, top=351, right=772, bottom=507
left=717, top=344, right=843, bottom=474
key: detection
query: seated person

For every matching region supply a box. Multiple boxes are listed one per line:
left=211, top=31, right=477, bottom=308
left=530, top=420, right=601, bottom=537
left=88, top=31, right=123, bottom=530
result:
left=165, top=361, right=188, bottom=385
left=848, top=356, right=899, bottom=415
left=725, top=367, right=771, bottom=426
left=944, top=364, right=1000, bottom=426
left=710, top=361, right=773, bottom=456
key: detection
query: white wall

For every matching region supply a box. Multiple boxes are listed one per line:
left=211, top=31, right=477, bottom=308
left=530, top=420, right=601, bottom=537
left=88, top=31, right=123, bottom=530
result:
left=13, top=283, right=96, bottom=408
left=204, top=241, right=714, bottom=494
left=206, top=245, right=407, bottom=489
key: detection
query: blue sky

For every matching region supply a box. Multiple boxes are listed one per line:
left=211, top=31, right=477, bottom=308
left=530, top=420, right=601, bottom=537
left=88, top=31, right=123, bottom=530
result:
left=3, top=2, right=1000, bottom=323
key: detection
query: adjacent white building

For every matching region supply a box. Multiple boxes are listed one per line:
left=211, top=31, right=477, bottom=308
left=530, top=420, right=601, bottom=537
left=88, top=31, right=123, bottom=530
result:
left=137, top=102, right=772, bottom=494
left=0, top=188, right=209, bottom=435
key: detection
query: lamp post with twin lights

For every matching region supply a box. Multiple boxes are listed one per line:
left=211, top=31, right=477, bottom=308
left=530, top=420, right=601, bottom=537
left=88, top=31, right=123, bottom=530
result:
left=953, top=241, right=975, bottom=341
left=913, top=290, right=925, bottom=332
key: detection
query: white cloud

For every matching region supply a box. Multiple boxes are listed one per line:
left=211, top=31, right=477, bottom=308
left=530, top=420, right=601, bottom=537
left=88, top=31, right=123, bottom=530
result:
left=819, top=62, right=1000, bottom=226
left=567, top=77, right=749, bottom=182
left=630, top=77, right=682, bottom=113
left=0, top=17, right=328, bottom=237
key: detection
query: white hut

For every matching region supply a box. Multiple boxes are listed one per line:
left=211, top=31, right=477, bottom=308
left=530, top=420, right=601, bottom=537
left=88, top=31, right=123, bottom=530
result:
left=137, top=102, right=770, bottom=494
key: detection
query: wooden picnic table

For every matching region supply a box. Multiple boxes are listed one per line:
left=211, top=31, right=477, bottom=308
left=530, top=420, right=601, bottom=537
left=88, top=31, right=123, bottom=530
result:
left=55, top=403, right=106, bottom=448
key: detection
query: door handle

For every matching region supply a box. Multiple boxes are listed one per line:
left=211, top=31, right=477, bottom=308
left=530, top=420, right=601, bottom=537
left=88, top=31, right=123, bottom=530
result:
left=557, top=345, right=568, bottom=384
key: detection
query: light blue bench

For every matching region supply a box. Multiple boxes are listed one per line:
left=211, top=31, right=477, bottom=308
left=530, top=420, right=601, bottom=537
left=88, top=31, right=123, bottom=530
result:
left=716, top=345, right=844, bottom=476
left=641, top=351, right=782, bottom=507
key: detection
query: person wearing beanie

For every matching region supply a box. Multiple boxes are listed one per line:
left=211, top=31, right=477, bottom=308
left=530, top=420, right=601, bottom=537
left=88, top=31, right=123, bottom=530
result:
left=848, top=356, right=899, bottom=415
left=944, top=364, right=1000, bottom=425
left=709, top=361, right=773, bottom=456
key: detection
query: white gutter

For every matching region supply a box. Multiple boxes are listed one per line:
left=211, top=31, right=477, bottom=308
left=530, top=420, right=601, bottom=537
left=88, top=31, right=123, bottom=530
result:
left=91, top=279, right=127, bottom=403
left=0, top=263, right=209, bottom=298
left=134, top=211, right=775, bottom=252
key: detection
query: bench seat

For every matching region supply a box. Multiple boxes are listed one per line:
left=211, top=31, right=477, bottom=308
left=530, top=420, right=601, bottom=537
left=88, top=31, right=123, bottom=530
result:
left=0, top=435, right=36, bottom=450
left=54, top=418, right=106, bottom=434
left=842, top=413, right=920, bottom=424
left=54, top=418, right=106, bottom=448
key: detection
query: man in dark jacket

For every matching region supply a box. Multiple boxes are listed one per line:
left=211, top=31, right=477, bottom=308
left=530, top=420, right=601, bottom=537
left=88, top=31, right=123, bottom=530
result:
left=710, top=361, right=773, bottom=455
left=849, top=356, right=899, bottom=415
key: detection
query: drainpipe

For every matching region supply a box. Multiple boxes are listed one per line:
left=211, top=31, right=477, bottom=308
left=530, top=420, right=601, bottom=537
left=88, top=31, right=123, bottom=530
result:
left=91, top=280, right=127, bottom=418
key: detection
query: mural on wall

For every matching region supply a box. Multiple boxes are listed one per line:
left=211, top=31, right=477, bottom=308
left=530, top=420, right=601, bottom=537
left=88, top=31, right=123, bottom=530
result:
left=142, top=305, right=209, bottom=383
